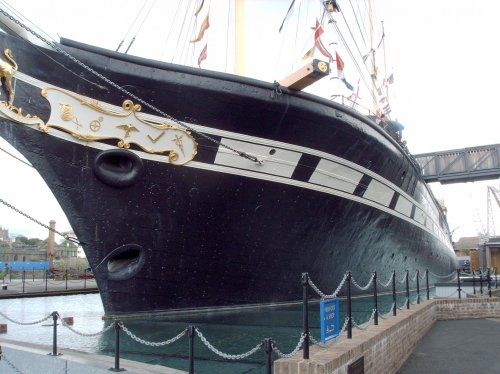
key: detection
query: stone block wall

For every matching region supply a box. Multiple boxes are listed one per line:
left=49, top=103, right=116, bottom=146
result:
left=274, top=297, right=500, bottom=374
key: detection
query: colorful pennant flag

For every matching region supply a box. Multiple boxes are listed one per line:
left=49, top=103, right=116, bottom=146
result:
left=335, top=52, right=354, bottom=90
left=198, top=43, right=207, bottom=67
left=313, top=19, right=334, bottom=62
left=190, top=14, right=210, bottom=43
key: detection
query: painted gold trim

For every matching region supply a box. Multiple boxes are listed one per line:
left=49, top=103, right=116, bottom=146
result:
left=39, top=87, right=198, bottom=165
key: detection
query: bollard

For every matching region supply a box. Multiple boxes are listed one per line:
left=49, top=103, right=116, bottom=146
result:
left=392, top=271, right=397, bottom=316
left=347, top=271, right=352, bottom=339
left=372, top=271, right=378, bottom=325
left=50, top=311, right=60, bottom=356
left=487, top=269, right=492, bottom=298
left=263, top=338, right=273, bottom=374
left=405, top=270, right=410, bottom=309
left=188, top=325, right=195, bottom=374
left=416, top=270, right=420, bottom=304
left=473, top=271, right=476, bottom=294
left=301, top=272, right=309, bottom=359
left=110, top=321, right=124, bottom=372
left=426, top=269, right=429, bottom=300
left=457, top=269, right=462, bottom=299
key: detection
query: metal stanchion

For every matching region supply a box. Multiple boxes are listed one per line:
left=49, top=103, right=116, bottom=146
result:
left=65, top=269, right=68, bottom=290
left=22, top=270, right=25, bottom=294
left=110, top=321, right=124, bottom=372
left=473, top=270, right=476, bottom=294
left=302, top=272, right=309, bottom=359
left=45, top=270, right=48, bottom=292
left=487, top=268, right=492, bottom=298
left=188, top=325, right=195, bottom=374
left=426, top=269, right=430, bottom=300
left=416, top=270, right=420, bottom=304
left=495, top=268, right=498, bottom=289
left=392, top=271, right=397, bottom=316
left=49, top=311, right=60, bottom=356
left=457, top=269, right=462, bottom=299
left=405, top=270, right=410, bottom=309
left=263, top=338, right=273, bottom=374
left=480, top=271, right=484, bottom=295
left=347, top=271, right=352, bottom=338
left=373, top=271, right=378, bottom=325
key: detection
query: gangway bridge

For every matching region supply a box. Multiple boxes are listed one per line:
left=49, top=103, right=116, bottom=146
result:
left=414, top=143, right=500, bottom=184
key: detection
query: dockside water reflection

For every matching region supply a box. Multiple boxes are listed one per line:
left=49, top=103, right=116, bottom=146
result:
left=0, top=292, right=427, bottom=373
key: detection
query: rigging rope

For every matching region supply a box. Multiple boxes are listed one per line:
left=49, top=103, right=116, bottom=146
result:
left=116, top=0, right=149, bottom=52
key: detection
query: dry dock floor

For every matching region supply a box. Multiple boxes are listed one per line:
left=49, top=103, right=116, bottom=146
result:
left=398, top=318, right=500, bottom=373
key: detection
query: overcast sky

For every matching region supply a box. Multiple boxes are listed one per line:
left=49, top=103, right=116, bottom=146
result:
left=0, top=0, right=499, bottom=241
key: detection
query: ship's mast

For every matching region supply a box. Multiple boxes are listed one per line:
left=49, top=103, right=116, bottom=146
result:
left=367, top=0, right=377, bottom=114
left=235, top=0, right=245, bottom=76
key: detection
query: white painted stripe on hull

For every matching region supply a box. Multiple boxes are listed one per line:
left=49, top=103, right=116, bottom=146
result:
left=215, top=138, right=301, bottom=178
left=363, top=179, right=394, bottom=207
left=309, top=159, right=362, bottom=194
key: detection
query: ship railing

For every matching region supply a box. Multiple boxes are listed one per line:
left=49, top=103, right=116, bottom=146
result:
left=0, top=267, right=494, bottom=373
left=0, top=268, right=95, bottom=294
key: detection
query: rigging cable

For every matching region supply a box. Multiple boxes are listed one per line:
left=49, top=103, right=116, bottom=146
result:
left=172, top=0, right=196, bottom=64
left=125, top=0, right=158, bottom=54
left=0, top=7, right=261, bottom=165
left=116, top=0, right=148, bottom=52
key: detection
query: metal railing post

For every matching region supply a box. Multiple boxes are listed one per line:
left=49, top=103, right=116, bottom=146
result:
left=110, top=320, right=123, bottom=372
left=45, top=270, right=48, bottom=291
left=302, top=273, right=309, bottom=359
left=263, top=338, right=273, bottom=374
left=188, top=325, right=195, bottom=374
left=405, top=270, right=410, bottom=309
left=487, top=268, right=492, bottom=298
left=426, top=269, right=429, bottom=300
left=473, top=271, right=476, bottom=294
left=50, top=311, right=59, bottom=356
left=480, top=271, right=484, bottom=295
left=22, top=270, right=25, bottom=294
left=373, top=271, right=378, bottom=325
left=457, top=269, right=462, bottom=299
left=392, top=271, right=397, bottom=316
left=347, top=271, right=352, bottom=338
left=416, top=270, right=420, bottom=304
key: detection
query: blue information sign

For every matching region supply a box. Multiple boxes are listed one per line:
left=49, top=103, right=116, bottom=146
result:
left=320, top=298, right=340, bottom=343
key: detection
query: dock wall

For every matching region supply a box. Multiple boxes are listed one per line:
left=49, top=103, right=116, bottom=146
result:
left=274, top=297, right=500, bottom=374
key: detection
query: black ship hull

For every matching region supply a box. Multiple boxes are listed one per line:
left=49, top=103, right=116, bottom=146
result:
left=0, top=32, right=456, bottom=317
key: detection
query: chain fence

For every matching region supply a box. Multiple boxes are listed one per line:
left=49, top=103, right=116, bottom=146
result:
left=0, top=264, right=473, bottom=371
left=351, top=273, right=375, bottom=291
